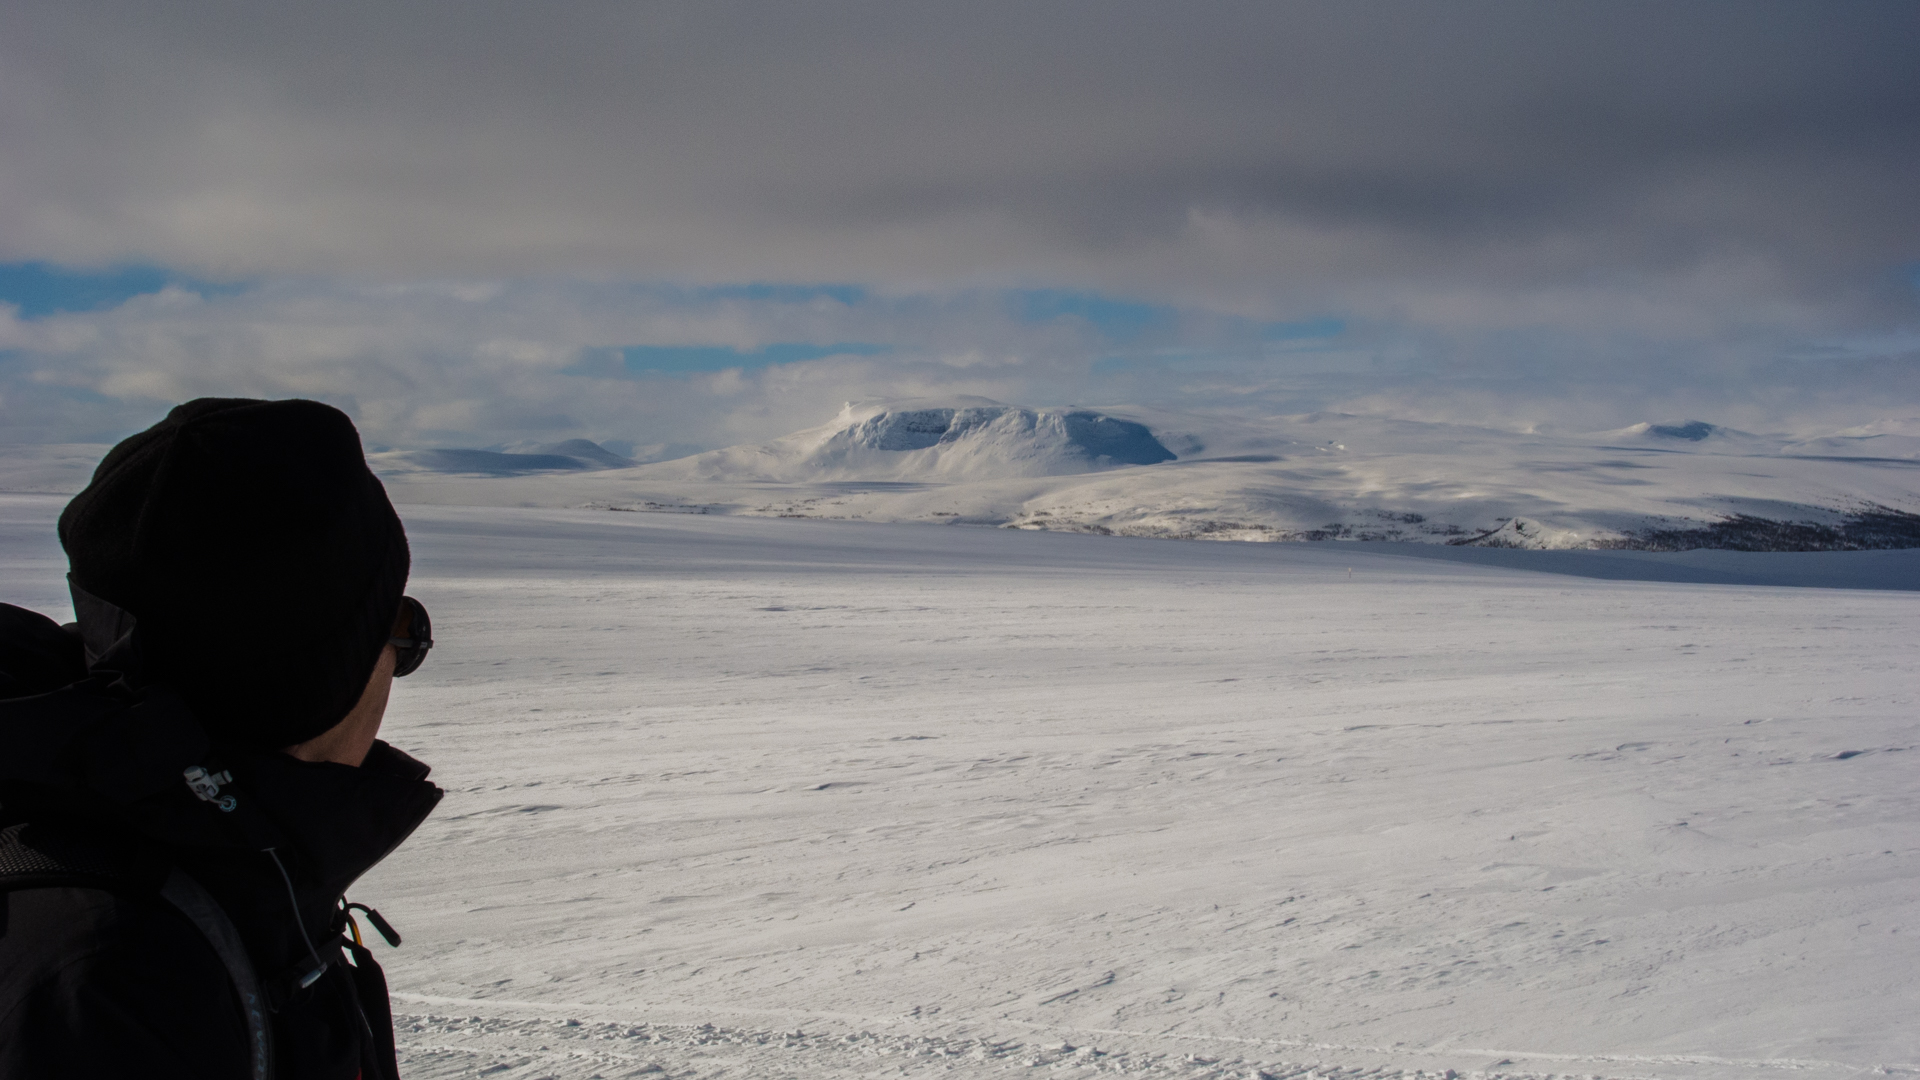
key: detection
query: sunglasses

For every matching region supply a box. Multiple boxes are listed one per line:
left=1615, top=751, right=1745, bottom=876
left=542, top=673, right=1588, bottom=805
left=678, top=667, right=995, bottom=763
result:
left=389, top=595, right=434, bottom=678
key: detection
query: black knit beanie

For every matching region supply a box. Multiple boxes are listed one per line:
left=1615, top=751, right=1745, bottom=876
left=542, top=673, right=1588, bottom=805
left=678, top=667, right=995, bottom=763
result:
left=58, top=398, right=411, bottom=749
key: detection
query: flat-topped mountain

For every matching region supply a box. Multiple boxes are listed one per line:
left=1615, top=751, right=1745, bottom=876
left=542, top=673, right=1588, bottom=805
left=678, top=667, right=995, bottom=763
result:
left=640, top=400, right=1177, bottom=483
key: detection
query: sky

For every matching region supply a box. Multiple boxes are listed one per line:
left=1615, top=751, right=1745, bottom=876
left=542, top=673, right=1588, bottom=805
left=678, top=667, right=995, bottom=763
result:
left=0, top=0, right=1915, bottom=451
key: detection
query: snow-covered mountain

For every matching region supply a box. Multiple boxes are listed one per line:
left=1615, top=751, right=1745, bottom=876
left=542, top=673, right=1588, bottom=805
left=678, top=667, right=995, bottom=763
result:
left=640, top=399, right=1177, bottom=483
left=356, top=400, right=1920, bottom=550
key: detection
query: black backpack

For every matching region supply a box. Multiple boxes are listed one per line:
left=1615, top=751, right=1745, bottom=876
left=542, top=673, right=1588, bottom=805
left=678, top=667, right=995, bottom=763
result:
left=0, top=822, right=276, bottom=1080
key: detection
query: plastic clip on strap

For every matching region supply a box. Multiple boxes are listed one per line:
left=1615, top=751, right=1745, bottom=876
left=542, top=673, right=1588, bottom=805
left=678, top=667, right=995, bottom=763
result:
left=184, top=765, right=238, bottom=812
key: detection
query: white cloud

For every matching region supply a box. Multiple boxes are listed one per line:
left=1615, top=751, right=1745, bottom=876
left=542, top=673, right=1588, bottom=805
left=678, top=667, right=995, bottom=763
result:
left=0, top=281, right=1099, bottom=447
left=0, top=2, right=1913, bottom=444
left=0, top=277, right=1912, bottom=451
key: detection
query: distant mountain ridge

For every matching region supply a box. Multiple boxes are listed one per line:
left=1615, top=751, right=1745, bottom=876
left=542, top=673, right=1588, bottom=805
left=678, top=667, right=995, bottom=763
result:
left=9, top=405, right=1913, bottom=551
left=358, top=401, right=1920, bottom=550
left=370, top=438, right=634, bottom=476
left=1640, top=420, right=1720, bottom=441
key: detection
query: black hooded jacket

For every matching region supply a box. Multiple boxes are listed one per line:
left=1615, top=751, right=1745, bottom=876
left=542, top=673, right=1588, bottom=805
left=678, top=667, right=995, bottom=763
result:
left=0, top=602, right=443, bottom=1079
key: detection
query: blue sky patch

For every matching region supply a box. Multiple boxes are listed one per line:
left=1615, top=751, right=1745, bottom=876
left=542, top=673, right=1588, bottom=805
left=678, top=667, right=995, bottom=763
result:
left=693, top=283, right=868, bottom=306
left=1016, top=290, right=1348, bottom=352
left=0, top=262, right=247, bottom=318
left=1089, top=315, right=1349, bottom=374
left=1014, top=290, right=1172, bottom=342
left=1263, top=317, right=1346, bottom=341
left=0, top=263, right=172, bottom=318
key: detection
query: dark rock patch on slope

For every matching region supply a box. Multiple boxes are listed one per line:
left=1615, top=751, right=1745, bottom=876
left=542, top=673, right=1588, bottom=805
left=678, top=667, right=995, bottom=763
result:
left=1647, top=421, right=1718, bottom=441
left=1597, top=507, right=1920, bottom=551
left=1061, top=411, right=1177, bottom=465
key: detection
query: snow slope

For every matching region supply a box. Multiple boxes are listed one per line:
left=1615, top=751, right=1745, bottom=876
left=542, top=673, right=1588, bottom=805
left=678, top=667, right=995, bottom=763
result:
left=7, top=493, right=1914, bottom=1080
left=363, top=403, right=1920, bottom=550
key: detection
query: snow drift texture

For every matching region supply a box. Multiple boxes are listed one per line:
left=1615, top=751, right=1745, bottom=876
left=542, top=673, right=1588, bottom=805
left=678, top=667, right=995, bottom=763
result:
left=9, top=497, right=1906, bottom=1080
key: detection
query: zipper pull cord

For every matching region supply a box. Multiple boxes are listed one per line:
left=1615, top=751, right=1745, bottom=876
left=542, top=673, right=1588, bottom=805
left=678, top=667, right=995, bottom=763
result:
left=344, top=901, right=402, bottom=947
left=264, top=847, right=328, bottom=989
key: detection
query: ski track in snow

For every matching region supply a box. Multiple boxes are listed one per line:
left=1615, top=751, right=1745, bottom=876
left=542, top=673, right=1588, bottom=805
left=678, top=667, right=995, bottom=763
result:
left=3, top=495, right=1918, bottom=1080
left=388, top=1003, right=1902, bottom=1080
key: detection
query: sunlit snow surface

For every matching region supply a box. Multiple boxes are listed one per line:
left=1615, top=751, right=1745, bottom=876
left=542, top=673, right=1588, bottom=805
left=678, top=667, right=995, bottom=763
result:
left=3, top=495, right=1918, bottom=1080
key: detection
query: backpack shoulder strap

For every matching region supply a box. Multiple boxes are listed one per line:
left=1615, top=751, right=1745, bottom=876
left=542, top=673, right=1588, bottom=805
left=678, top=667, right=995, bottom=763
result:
left=160, top=868, right=275, bottom=1080
left=0, top=824, right=274, bottom=1080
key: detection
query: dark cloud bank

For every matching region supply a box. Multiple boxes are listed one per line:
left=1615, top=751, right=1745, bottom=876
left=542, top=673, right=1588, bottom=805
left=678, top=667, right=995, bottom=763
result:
left=0, top=1, right=1915, bottom=443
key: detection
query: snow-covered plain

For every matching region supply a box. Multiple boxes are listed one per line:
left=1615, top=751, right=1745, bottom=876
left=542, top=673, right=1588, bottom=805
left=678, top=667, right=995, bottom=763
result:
left=3, top=493, right=1918, bottom=1080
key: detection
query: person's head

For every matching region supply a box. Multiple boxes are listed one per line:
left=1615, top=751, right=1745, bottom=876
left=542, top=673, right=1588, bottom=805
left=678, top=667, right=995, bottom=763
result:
left=59, top=398, right=412, bottom=760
